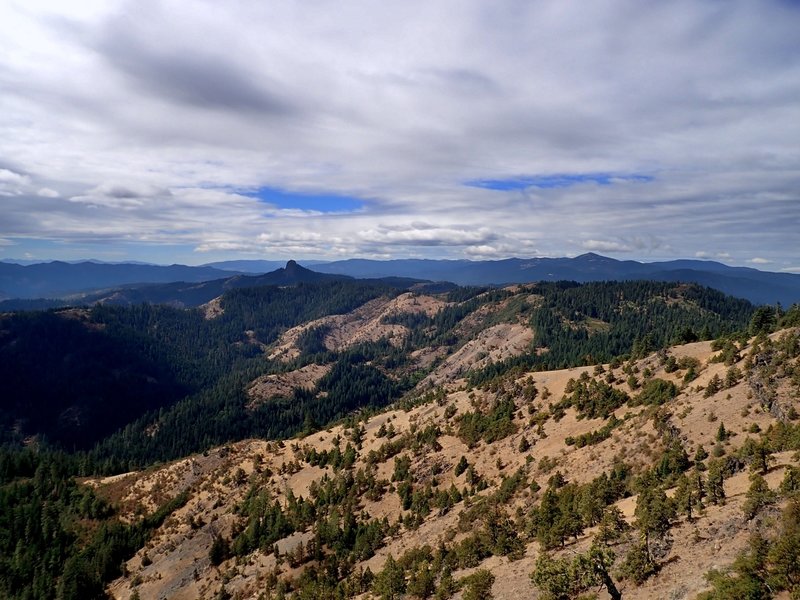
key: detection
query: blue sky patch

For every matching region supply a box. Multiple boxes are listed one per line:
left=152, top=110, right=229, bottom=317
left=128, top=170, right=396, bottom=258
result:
left=466, top=173, right=653, bottom=191
left=247, top=186, right=364, bottom=213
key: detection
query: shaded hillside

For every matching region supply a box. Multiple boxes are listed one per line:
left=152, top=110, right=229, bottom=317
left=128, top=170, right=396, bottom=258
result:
left=0, top=280, right=396, bottom=451
left=0, top=310, right=188, bottom=451
left=92, top=281, right=753, bottom=469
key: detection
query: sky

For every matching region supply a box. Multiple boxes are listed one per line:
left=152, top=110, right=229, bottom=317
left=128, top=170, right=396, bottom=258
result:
left=0, top=1, right=799, bottom=270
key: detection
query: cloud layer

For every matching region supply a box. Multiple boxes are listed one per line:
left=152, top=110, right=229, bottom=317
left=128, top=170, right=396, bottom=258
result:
left=1, top=0, right=798, bottom=267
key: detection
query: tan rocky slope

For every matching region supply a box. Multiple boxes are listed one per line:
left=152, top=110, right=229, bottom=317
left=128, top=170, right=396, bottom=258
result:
left=94, top=329, right=800, bottom=600
left=268, top=293, right=449, bottom=363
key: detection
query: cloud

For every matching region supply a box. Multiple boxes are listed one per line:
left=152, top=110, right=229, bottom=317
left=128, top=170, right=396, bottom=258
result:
left=748, top=257, right=772, bottom=264
left=463, top=243, right=542, bottom=260
left=0, top=167, right=30, bottom=196
left=0, top=1, right=798, bottom=265
left=359, top=224, right=497, bottom=247
left=582, top=239, right=634, bottom=253
left=695, top=251, right=733, bottom=260
left=0, top=168, right=28, bottom=184
left=37, top=187, right=60, bottom=198
left=67, top=182, right=178, bottom=209
left=92, top=20, right=294, bottom=115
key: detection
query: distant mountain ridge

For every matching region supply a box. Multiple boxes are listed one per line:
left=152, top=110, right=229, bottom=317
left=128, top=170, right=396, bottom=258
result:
left=0, top=261, right=433, bottom=310
left=313, top=253, right=800, bottom=305
left=0, top=260, right=238, bottom=299
left=202, top=259, right=329, bottom=273
left=72, top=260, right=354, bottom=307
left=1, top=254, right=798, bottom=305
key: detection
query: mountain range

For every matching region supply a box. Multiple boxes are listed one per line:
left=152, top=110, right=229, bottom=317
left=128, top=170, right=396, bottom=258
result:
left=1, top=253, right=799, bottom=306
left=0, top=260, right=236, bottom=300
left=2, top=269, right=798, bottom=599
left=310, top=254, right=800, bottom=306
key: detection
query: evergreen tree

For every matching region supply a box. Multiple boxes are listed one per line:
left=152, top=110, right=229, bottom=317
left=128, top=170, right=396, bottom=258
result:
left=634, top=476, right=675, bottom=563
left=596, top=506, right=630, bottom=545
left=707, top=460, right=726, bottom=505
left=460, top=569, right=495, bottom=600
left=749, top=306, right=777, bottom=336
left=530, top=542, right=621, bottom=600
left=674, top=474, right=696, bottom=521
left=373, top=554, right=405, bottom=600
left=742, top=473, right=776, bottom=521
left=209, top=535, right=231, bottom=566
left=780, top=465, right=800, bottom=495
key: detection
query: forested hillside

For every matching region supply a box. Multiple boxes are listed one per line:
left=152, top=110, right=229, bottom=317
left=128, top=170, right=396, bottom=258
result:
left=0, top=280, right=396, bottom=451
left=469, top=281, right=754, bottom=384
left=102, top=316, right=800, bottom=600
left=2, top=280, right=756, bottom=465
left=0, top=279, right=797, bottom=599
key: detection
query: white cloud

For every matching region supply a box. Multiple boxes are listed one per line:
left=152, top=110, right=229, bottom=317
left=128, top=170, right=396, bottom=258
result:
left=748, top=257, right=772, bottom=264
left=582, top=239, right=634, bottom=253
left=695, top=251, right=733, bottom=260
left=0, top=168, right=28, bottom=184
left=0, top=1, right=798, bottom=264
left=359, top=224, right=496, bottom=247
left=37, top=187, right=60, bottom=197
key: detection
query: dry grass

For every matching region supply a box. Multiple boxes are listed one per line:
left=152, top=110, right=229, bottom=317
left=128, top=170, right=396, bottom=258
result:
left=97, top=331, right=800, bottom=600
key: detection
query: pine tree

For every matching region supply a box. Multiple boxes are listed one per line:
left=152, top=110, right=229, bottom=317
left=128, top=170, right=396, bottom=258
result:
left=690, top=468, right=705, bottom=510
left=780, top=465, right=800, bottom=495
left=373, top=554, right=405, bottom=600
left=673, top=474, right=695, bottom=522
left=704, top=374, right=723, bottom=398
left=209, top=535, right=230, bottom=566
left=596, top=506, right=630, bottom=545
left=634, top=483, right=675, bottom=562
left=766, top=498, right=800, bottom=591
left=742, top=473, right=776, bottom=521
left=530, top=542, right=621, bottom=600
left=749, top=441, right=773, bottom=476
left=406, top=562, right=435, bottom=599
left=707, top=460, right=726, bottom=505
left=461, top=569, right=495, bottom=600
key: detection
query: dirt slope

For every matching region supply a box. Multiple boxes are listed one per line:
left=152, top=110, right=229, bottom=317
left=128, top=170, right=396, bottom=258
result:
left=268, top=293, right=449, bottom=362
left=96, top=329, right=800, bottom=600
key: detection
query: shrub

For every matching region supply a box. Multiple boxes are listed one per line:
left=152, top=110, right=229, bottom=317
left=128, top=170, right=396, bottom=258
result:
left=634, top=378, right=678, bottom=406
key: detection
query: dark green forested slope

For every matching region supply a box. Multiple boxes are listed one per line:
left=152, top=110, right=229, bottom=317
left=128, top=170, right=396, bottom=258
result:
left=0, top=280, right=396, bottom=452
left=1, top=279, right=759, bottom=470
left=92, top=281, right=756, bottom=469
left=0, top=281, right=792, bottom=600
left=467, top=281, right=755, bottom=385
left=90, top=347, right=408, bottom=471
left=0, top=449, right=188, bottom=600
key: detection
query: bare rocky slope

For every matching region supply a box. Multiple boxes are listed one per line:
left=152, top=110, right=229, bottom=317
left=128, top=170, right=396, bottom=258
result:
left=91, top=326, right=800, bottom=600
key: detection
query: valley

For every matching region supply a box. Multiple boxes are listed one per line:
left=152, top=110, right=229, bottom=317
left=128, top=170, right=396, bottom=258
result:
left=0, top=274, right=798, bottom=599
